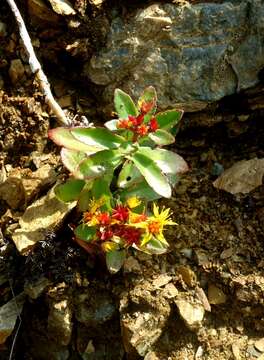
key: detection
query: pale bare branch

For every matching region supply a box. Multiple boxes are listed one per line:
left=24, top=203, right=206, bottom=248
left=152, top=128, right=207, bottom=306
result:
left=6, top=0, right=71, bottom=126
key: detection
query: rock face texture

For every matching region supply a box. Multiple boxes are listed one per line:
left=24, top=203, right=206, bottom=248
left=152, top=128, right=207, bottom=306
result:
left=86, top=1, right=264, bottom=112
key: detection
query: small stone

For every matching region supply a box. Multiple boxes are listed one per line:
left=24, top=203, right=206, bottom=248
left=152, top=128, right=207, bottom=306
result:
left=144, top=351, right=159, bottom=360
left=255, top=338, right=264, bottom=353
left=85, top=340, right=95, bottom=353
left=175, top=299, right=205, bottom=330
left=57, top=94, right=73, bottom=108
left=76, top=292, right=116, bottom=326
left=180, top=248, right=193, bottom=259
left=48, top=299, right=73, bottom=346
left=28, top=0, right=60, bottom=24
left=220, top=248, right=233, bottom=259
left=152, top=274, right=172, bottom=289
left=232, top=341, right=241, bottom=360
left=12, top=186, right=76, bottom=254
left=238, top=114, right=250, bottom=122
left=195, top=287, right=211, bottom=312
left=24, top=277, right=51, bottom=299
left=195, top=250, right=209, bottom=266
left=195, top=346, right=203, bottom=359
left=0, top=293, right=25, bottom=344
left=0, top=177, right=25, bottom=209
left=8, top=59, right=25, bottom=84
left=247, top=345, right=262, bottom=358
left=48, top=0, right=76, bottom=15
left=208, top=284, right=227, bottom=305
left=162, top=283, right=178, bottom=299
left=211, top=162, right=224, bottom=176
left=177, top=265, right=197, bottom=287
left=123, top=256, right=141, bottom=273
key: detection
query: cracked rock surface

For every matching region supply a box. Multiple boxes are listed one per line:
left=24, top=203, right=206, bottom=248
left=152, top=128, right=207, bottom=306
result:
left=86, top=0, right=264, bottom=113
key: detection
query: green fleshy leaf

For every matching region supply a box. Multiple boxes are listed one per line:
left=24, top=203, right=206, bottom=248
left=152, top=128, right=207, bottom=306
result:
left=71, top=127, right=125, bottom=150
left=106, top=250, right=126, bottom=274
left=119, top=179, right=161, bottom=202
left=117, top=161, right=143, bottom=189
left=114, top=89, right=138, bottom=119
left=61, top=148, right=86, bottom=173
left=138, top=86, right=157, bottom=115
left=74, top=224, right=96, bottom=242
left=76, top=148, right=121, bottom=180
left=75, top=158, right=106, bottom=180
left=143, top=237, right=168, bottom=255
left=131, top=152, right=171, bottom=198
left=91, top=149, right=122, bottom=168
left=104, top=119, right=119, bottom=131
left=77, top=186, right=92, bottom=212
left=156, top=110, right=183, bottom=131
left=54, top=178, right=85, bottom=202
left=91, top=178, right=112, bottom=211
left=48, top=127, right=101, bottom=153
left=137, top=147, right=188, bottom=175
left=148, top=129, right=175, bottom=146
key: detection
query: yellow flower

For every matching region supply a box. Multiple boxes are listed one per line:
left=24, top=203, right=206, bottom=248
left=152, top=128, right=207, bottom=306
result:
left=89, top=197, right=106, bottom=213
left=126, top=196, right=142, bottom=209
left=140, top=203, right=177, bottom=246
left=83, top=197, right=107, bottom=226
left=101, top=241, right=119, bottom=252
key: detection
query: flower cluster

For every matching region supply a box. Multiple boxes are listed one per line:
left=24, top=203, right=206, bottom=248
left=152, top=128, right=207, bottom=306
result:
left=79, top=197, right=176, bottom=254
left=116, top=101, right=159, bottom=139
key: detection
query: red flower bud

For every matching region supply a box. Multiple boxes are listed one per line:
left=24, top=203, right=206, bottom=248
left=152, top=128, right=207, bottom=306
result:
left=149, top=117, right=158, bottom=132
left=141, top=101, right=154, bottom=115
left=112, top=205, right=129, bottom=222
left=136, top=124, right=149, bottom=136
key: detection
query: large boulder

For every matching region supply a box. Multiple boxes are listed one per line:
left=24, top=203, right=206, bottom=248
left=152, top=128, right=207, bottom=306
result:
left=85, top=1, right=264, bottom=113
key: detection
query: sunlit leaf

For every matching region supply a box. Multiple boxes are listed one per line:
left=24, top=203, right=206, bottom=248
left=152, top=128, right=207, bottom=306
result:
left=143, top=237, right=168, bottom=255
left=117, top=161, right=143, bottom=189
left=90, top=149, right=122, bottom=168
left=75, top=158, right=106, bottom=180
left=77, top=186, right=92, bottom=212
left=106, top=250, right=126, bottom=274
left=137, top=147, right=189, bottom=174
left=156, top=110, right=183, bottom=131
left=61, top=148, right=86, bottom=173
left=148, top=129, right=175, bottom=146
left=138, top=86, right=157, bottom=115
left=91, top=178, right=112, bottom=211
left=48, top=127, right=101, bottom=153
left=104, top=119, right=119, bottom=131
left=71, top=127, right=125, bottom=150
left=131, top=152, right=171, bottom=198
left=114, top=89, right=138, bottom=119
left=54, top=178, right=85, bottom=202
left=119, top=179, right=161, bottom=202
left=74, top=224, right=96, bottom=242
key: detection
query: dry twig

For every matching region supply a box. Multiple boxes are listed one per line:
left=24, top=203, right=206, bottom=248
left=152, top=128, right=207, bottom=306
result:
left=6, top=0, right=71, bottom=126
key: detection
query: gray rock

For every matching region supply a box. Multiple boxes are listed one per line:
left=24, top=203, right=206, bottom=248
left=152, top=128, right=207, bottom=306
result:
left=24, top=277, right=51, bottom=299
left=174, top=299, right=205, bottom=330
left=121, top=290, right=171, bottom=357
left=9, top=59, right=25, bottom=84
left=48, top=299, right=73, bottom=346
left=86, top=1, right=264, bottom=113
left=75, top=291, right=116, bottom=327
left=0, top=292, right=25, bottom=344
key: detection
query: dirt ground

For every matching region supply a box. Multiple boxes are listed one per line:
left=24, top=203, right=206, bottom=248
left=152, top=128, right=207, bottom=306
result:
left=0, top=1, right=264, bottom=359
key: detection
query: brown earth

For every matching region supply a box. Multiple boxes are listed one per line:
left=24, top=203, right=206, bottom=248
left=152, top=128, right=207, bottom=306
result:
left=0, top=0, right=264, bottom=359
